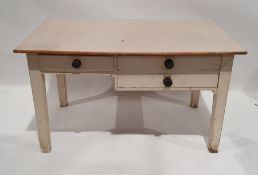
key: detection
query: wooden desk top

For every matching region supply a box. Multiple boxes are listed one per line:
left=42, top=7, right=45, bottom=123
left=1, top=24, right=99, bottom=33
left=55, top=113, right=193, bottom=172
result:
left=14, top=18, right=247, bottom=56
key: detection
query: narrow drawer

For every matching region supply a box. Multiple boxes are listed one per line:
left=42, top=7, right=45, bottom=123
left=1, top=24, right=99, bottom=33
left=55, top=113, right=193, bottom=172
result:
left=117, top=56, right=221, bottom=74
left=115, top=74, right=219, bottom=90
left=39, top=55, right=114, bottom=73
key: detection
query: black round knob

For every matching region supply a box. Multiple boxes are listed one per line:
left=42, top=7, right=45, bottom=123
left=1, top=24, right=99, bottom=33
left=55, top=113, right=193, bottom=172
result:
left=164, top=59, right=174, bottom=69
left=72, top=59, right=81, bottom=69
left=163, top=77, right=172, bottom=87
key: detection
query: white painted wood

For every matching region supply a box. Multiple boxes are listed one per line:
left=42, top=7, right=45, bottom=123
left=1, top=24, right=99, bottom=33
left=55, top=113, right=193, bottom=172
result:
left=208, top=55, right=234, bottom=153
left=115, top=87, right=216, bottom=91
left=116, top=74, right=219, bottom=89
left=27, top=54, right=51, bottom=153
left=190, top=90, right=200, bottom=108
left=14, top=19, right=246, bottom=153
left=39, top=55, right=84, bottom=72
left=85, top=56, right=114, bottom=71
left=39, top=55, right=114, bottom=73
left=14, top=19, right=247, bottom=56
left=56, top=74, right=68, bottom=107
left=118, top=56, right=221, bottom=74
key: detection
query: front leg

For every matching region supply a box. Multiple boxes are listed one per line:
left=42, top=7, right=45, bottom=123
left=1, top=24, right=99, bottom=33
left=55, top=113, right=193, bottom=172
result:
left=27, top=54, right=51, bottom=153
left=208, top=56, right=234, bottom=153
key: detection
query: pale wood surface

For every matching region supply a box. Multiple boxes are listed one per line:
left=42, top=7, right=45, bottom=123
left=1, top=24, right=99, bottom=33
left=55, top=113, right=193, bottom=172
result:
left=14, top=18, right=247, bottom=56
left=27, top=55, right=51, bottom=153
left=208, top=55, right=234, bottom=153
left=56, top=74, right=68, bottom=107
left=190, top=90, right=200, bottom=108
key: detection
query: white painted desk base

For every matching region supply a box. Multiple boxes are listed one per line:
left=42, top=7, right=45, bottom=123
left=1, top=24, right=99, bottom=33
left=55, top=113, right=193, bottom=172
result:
left=27, top=54, right=233, bottom=153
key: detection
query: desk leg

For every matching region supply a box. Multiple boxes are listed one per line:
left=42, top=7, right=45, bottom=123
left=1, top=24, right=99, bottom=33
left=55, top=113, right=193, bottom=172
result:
left=28, top=66, right=51, bottom=153
left=190, top=90, right=200, bottom=108
left=208, top=56, right=233, bottom=153
left=56, top=74, right=68, bottom=107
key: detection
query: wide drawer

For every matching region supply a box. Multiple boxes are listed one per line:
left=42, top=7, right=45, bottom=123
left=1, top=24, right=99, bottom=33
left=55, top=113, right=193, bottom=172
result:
left=115, top=74, right=219, bottom=90
left=117, top=56, right=221, bottom=74
left=38, top=55, right=114, bottom=73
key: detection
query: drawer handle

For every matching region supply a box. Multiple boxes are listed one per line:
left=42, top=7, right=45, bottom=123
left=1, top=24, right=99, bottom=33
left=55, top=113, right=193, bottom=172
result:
left=163, top=77, right=173, bottom=87
left=164, top=59, right=174, bottom=69
left=72, top=59, right=81, bottom=69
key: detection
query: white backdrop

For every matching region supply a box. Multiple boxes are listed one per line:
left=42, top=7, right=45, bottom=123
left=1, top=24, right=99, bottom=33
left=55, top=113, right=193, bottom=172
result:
left=0, top=0, right=258, bottom=96
left=0, top=1, right=258, bottom=175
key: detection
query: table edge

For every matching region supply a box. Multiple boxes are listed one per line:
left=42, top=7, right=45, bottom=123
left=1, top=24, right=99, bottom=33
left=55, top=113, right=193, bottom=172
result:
left=13, top=49, right=248, bottom=56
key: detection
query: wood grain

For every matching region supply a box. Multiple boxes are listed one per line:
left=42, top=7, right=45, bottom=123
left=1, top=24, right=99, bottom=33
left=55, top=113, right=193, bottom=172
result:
left=14, top=19, right=247, bottom=56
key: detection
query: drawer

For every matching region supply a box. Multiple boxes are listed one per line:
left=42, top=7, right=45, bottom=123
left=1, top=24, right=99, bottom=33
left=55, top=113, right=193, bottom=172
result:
left=117, top=56, right=221, bottom=74
left=115, top=74, right=219, bottom=90
left=38, top=55, right=114, bottom=73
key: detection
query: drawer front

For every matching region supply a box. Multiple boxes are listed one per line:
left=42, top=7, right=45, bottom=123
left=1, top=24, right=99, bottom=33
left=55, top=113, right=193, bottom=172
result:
left=115, top=74, right=219, bottom=90
left=117, top=56, right=221, bottom=74
left=39, top=55, right=114, bottom=73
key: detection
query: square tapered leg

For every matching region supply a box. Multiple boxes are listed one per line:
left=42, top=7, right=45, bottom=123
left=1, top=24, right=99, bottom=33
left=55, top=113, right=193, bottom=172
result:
left=208, top=56, right=234, bottom=153
left=27, top=54, right=51, bottom=153
left=190, top=90, right=200, bottom=108
left=56, top=74, right=68, bottom=107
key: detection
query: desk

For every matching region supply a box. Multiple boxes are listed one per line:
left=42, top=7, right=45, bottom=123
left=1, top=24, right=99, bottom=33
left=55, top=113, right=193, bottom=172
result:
left=14, top=19, right=247, bottom=153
